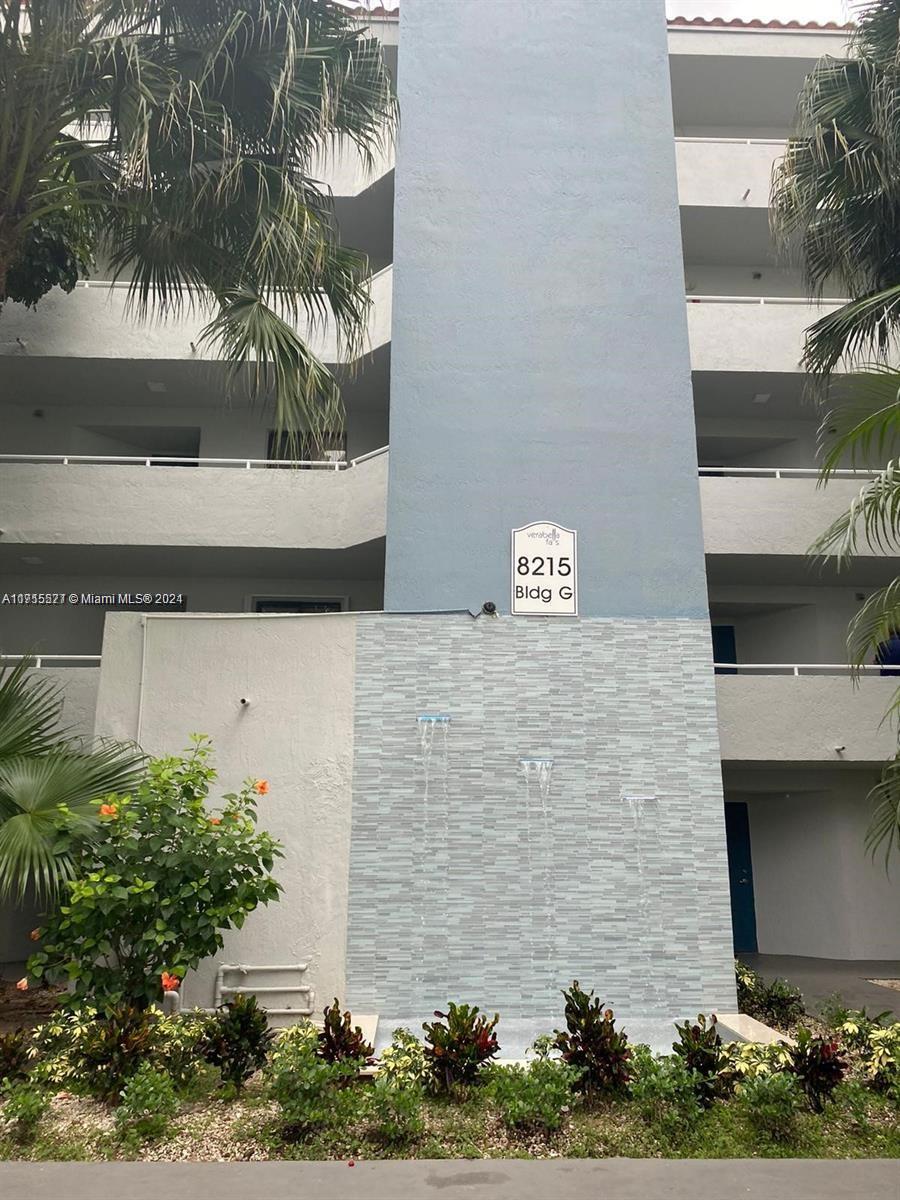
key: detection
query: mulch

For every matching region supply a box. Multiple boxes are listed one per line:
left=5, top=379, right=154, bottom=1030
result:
left=0, top=977, right=64, bottom=1032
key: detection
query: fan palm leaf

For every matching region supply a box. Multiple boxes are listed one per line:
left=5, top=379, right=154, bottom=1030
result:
left=0, top=659, right=144, bottom=902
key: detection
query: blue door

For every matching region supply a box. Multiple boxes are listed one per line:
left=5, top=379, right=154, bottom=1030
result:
left=724, top=802, right=758, bottom=954
left=712, top=625, right=737, bottom=675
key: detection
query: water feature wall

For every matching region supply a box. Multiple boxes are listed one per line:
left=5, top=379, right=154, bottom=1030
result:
left=347, top=614, right=736, bottom=1019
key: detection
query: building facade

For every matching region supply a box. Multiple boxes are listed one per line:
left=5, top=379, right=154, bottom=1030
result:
left=2, top=3, right=898, bottom=1019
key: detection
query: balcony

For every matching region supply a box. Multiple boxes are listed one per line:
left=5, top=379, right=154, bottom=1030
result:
left=715, top=668, right=899, bottom=763
left=699, top=470, right=880, bottom=558
left=686, top=296, right=844, bottom=373
left=0, top=266, right=393, bottom=365
left=676, top=138, right=782, bottom=209
left=5, top=659, right=101, bottom=741
left=0, top=448, right=388, bottom=551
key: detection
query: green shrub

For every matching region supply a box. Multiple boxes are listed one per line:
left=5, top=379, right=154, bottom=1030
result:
left=486, top=1060, right=581, bottom=1134
left=1, top=1081, right=49, bottom=1142
left=27, top=1007, right=210, bottom=1095
left=630, top=1050, right=702, bottom=1138
left=831, top=1007, right=894, bottom=1052
left=735, top=1071, right=802, bottom=1142
left=114, top=1062, right=179, bottom=1144
left=319, top=998, right=374, bottom=1064
left=377, top=1027, right=429, bottom=1090
left=27, top=738, right=282, bottom=1012
left=71, top=1006, right=156, bottom=1101
left=151, top=1011, right=212, bottom=1092
left=735, top=960, right=804, bottom=1029
left=717, top=1038, right=793, bottom=1093
left=789, top=1029, right=847, bottom=1113
left=203, top=994, right=274, bottom=1090
left=0, top=1029, right=30, bottom=1085
left=864, top=1024, right=900, bottom=1090
left=672, top=1013, right=722, bottom=1107
left=554, top=981, right=631, bottom=1095
left=275, top=1021, right=320, bottom=1054
left=366, top=1077, right=424, bottom=1144
left=268, top=1032, right=360, bottom=1139
left=423, top=1003, right=499, bottom=1092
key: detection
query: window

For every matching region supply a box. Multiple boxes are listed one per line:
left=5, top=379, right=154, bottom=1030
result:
left=253, top=598, right=344, bottom=614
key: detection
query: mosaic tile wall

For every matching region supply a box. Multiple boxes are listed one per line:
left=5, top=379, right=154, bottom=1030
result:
left=346, top=614, right=737, bottom=1018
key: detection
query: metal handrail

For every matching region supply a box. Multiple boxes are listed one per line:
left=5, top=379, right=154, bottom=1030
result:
left=675, top=135, right=787, bottom=146
left=715, top=663, right=885, bottom=676
left=687, top=294, right=849, bottom=305
left=700, top=466, right=878, bottom=480
left=71, top=263, right=394, bottom=290
left=0, top=446, right=389, bottom=470
left=2, top=656, right=890, bottom=676
left=1, top=655, right=101, bottom=668
left=0, top=455, right=867, bottom=479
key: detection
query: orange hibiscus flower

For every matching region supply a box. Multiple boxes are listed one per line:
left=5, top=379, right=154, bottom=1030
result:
left=99, top=803, right=118, bottom=817
left=161, top=972, right=180, bottom=993
left=16, top=978, right=28, bottom=992
left=255, top=779, right=269, bottom=795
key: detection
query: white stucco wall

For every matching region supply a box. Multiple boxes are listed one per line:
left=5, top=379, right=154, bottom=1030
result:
left=676, top=138, right=781, bottom=209
left=34, top=667, right=100, bottom=741
left=668, top=29, right=849, bottom=59
left=0, top=267, right=392, bottom=364
left=687, top=299, right=842, bottom=372
left=700, top=476, right=882, bottom=558
left=94, top=612, right=358, bottom=1012
left=716, top=675, right=900, bottom=764
left=1, top=454, right=387, bottom=550
left=743, top=775, right=900, bottom=959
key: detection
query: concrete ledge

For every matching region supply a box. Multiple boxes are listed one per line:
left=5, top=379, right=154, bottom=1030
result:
left=717, top=1012, right=795, bottom=1046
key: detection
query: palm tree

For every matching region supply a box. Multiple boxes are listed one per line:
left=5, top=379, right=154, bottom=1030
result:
left=771, top=0, right=900, bottom=378
left=0, top=658, right=144, bottom=903
left=772, top=0, right=900, bottom=862
left=0, top=0, right=395, bottom=438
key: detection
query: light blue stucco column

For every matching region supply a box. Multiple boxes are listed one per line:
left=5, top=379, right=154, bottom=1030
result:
left=383, top=0, right=706, bottom=620
left=349, top=0, right=737, bottom=1024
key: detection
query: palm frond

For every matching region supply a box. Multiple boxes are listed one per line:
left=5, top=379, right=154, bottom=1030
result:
left=866, top=754, right=900, bottom=868
left=809, top=461, right=900, bottom=563
left=0, top=745, right=143, bottom=902
left=0, top=0, right=396, bottom=434
left=846, top=579, right=900, bottom=673
left=818, top=367, right=900, bottom=475
left=0, top=658, right=64, bottom=760
left=198, top=287, right=344, bottom=440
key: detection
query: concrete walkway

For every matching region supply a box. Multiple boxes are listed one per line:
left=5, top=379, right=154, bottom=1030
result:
left=2, top=1160, right=898, bottom=1199
left=747, top=954, right=900, bottom=1016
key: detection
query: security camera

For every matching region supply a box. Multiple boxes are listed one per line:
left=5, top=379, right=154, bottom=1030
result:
left=481, top=601, right=497, bottom=616
left=240, top=697, right=250, bottom=706
left=834, top=745, right=846, bottom=754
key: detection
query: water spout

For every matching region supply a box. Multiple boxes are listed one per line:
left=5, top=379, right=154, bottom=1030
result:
left=415, top=714, right=451, bottom=995
left=520, top=758, right=556, bottom=993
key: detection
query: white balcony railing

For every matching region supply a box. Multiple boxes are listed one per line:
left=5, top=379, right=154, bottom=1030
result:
left=1, top=655, right=102, bottom=668
left=714, top=663, right=885, bottom=676
left=700, top=465, right=878, bottom=480
left=688, top=294, right=849, bottom=306
left=675, top=136, right=786, bottom=146
left=0, top=456, right=866, bottom=480
left=0, top=446, right=388, bottom=471
left=4, top=655, right=885, bottom=678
